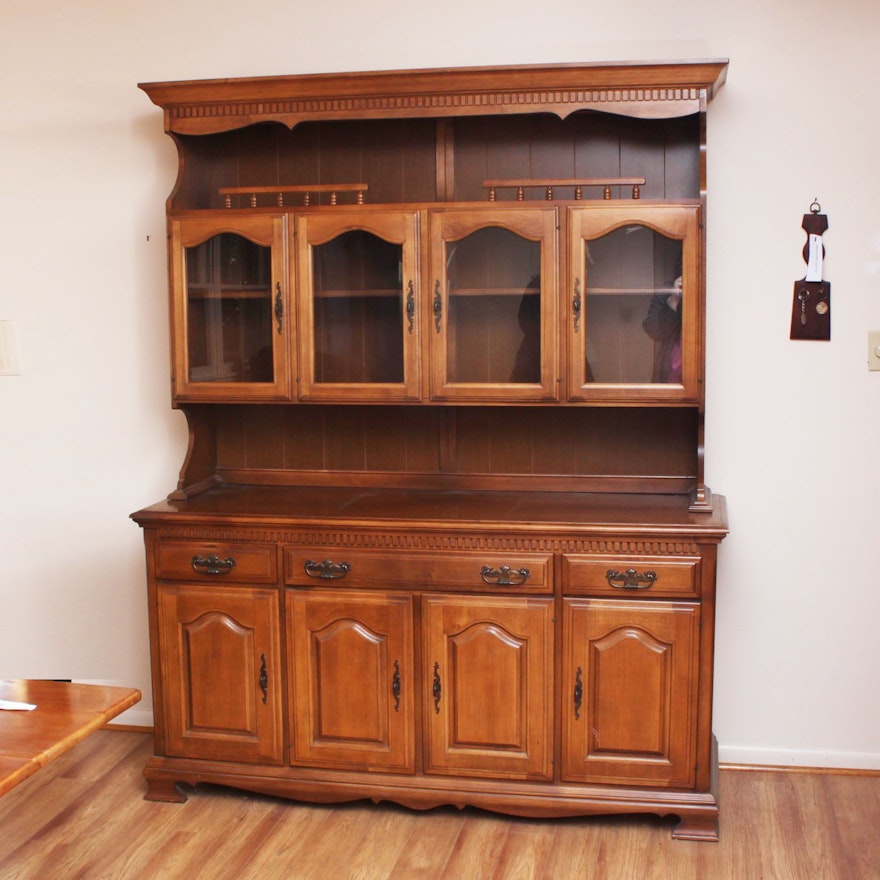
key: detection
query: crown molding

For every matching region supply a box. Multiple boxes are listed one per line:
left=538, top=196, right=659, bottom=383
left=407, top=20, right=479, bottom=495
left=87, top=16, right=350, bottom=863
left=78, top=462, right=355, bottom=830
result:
left=140, top=59, right=729, bottom=134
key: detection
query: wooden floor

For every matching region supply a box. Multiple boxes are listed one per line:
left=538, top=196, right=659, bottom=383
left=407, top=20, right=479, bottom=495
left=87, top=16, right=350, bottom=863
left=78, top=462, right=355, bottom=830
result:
left=0, top=731, right=878, bottom=879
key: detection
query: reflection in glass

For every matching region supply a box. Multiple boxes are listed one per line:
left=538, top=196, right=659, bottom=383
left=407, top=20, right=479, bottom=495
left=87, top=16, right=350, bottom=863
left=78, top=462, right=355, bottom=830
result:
left=446, top=227, right=541, bottom=384
left=185, top=233, right=273, bottom=383
left=584, top=226, right=683, bottom=384
left=312, top=230, right=404, bottom=384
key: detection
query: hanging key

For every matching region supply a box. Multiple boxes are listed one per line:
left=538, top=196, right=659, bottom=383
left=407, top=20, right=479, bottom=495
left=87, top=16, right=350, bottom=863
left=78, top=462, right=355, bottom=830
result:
left=798, top=289, right=809, bottom=325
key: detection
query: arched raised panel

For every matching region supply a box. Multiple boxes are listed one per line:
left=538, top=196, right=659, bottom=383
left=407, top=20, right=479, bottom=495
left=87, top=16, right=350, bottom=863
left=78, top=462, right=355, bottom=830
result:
left=562, top=598, right=699, bottom=787
left=589, top=625, right=674, bottom=757
left=424, top=595, right=553, bottom=780
left=311, top=619, right=387, bottom=744
left=183, top=611, right=257, bottom=736
left=450, top=622, right=527, bottom=749
left=287, top=590, right=415, bottom=772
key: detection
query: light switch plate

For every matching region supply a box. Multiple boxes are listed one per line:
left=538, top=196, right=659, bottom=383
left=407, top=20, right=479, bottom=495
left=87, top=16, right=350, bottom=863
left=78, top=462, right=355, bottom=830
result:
left=869, top=331, right=880, bottom=371
left=0, top=320, right=22, bottom=375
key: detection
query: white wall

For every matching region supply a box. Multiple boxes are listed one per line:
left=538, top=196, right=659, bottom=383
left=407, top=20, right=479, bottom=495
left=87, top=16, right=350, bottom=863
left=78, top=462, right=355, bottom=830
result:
left=1, top=0, right=878, bottom=766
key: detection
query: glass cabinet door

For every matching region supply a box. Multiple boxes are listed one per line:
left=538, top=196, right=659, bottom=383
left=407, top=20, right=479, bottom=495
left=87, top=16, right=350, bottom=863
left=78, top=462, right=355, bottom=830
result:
left=295, top=211, right=420, bottom=401
left=567, top=205, right=701, bottom=402
left=428, top=208, right=558, bottom=401
left=171, top=214, right=289, bottom=400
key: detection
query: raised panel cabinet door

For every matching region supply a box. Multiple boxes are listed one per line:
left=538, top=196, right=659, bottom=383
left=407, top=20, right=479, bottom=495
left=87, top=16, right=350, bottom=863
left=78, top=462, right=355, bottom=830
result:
left=567, top=204, right=701, bottom=404
left=427, top=207, right=559, bottom=402
left=170, top=213, right=290, bottom=401
left=287, top=589, right=415, bottom=772
left=562, top=597, right=699, bottom=787
left=295, top=211, right=421, bottom=401
left=157, top=584, right=283, bottom=764
left=423, top=594, right=554, bottom=780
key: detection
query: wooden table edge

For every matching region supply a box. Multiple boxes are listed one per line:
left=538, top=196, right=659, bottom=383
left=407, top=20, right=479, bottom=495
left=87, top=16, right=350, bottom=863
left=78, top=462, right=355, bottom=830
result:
left=0, top=681, right=141, bottom=797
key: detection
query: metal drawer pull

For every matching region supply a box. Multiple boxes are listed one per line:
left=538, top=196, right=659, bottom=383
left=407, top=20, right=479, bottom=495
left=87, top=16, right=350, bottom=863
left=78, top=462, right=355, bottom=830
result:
left=432, top=662, right=442, bottom=713
left=274, top=282, right=283, bottom=334
left=405, top=280, right=415, bottom=333
left=480, top=565, right=531, bottom=586
left=392, top=660, right=401, bottom=712
left=605, top=568, right=657, bottom=590
left=433, top=280, right=442, bottom=333
left=191, top=554, right=236, bottom=576
left=259, top=654, right=268, bottom=704
left=304, top=559, right=351, bottom=580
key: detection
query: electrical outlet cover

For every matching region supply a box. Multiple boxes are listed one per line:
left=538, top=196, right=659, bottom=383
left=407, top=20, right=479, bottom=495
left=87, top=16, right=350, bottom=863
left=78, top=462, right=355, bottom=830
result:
left=868, top=330, right=880, bottom=371
left=0, top=320, right=22, bottom=375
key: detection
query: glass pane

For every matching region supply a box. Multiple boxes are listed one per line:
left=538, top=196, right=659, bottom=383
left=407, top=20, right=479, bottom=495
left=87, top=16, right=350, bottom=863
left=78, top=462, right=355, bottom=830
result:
left=312, top=230, right=404, bottom=384
left=584, top=225, right=683, bottom=384
left=446, top=227, right=541, bottom=384
left=185, top=233, right=274, bottom=383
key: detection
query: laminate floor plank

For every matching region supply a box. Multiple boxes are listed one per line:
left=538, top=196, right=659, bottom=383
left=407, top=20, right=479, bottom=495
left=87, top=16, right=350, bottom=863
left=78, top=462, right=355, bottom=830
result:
left=208, top=798, right=346, bottom=880
left=818, top=773, right=880, bottom=879
left=184, top=798, right=292, bottom=880
left=781, top=772, right=843, bottom=880
left=436, top=811, right=513, bottom=878
left=109, top=789, right=287, bottom=880
left=329, top=804, right=421, bottom=880
left=753, top=772, right=813, bottom=880
left=1, top=732, right=879, bottom=880
left=542, top=815, right=618, bottom=878
left=386, top=807, right=465, bottom=878
left=489, top=816, right=557, bottom=880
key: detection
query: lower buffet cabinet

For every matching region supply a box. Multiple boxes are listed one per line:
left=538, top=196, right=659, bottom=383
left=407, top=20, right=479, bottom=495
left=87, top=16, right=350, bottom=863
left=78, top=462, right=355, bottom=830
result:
left=135, top=490, right=726, bottom=841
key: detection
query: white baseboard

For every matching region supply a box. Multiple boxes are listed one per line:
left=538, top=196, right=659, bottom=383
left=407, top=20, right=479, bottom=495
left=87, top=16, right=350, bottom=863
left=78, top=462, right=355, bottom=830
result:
left=719, top=744, right=880, bottom=772
left=107, top=705, right=154, bottom=729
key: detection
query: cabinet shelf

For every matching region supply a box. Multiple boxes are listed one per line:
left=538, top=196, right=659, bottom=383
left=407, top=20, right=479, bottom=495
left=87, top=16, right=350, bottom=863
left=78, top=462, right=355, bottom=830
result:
left=449, top=287, right=540, bottom=297
left=187, top=286, right=270, bottom=300
left=313, top=288, right=401, bottom=299
left=587, top=287, right=679, bottom=296
left=187, top=287, right=271, bottom=302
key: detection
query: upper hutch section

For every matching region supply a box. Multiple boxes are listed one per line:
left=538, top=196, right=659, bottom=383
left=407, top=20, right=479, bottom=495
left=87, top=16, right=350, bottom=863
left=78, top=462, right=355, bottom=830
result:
left=140, top=60, right=727, bottom=211
left=139, top=61, right=728, bottom=503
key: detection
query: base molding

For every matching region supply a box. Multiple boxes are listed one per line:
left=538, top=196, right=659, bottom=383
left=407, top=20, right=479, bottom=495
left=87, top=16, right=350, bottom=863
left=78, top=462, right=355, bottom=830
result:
left=143, top=755, right=720, bottom=842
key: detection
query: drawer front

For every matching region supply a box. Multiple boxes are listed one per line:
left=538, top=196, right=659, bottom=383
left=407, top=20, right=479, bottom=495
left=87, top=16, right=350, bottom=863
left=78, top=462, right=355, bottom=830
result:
left=561, top=554, right=700, bottom=599
left=155, top=541, right=278, bottom=584
left=284, top=548, right=553, bottom=594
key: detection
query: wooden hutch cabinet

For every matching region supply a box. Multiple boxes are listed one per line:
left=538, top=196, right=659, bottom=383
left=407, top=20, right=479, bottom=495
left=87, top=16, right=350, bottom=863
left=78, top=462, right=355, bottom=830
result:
left=132, top=60, right=729, bottom=841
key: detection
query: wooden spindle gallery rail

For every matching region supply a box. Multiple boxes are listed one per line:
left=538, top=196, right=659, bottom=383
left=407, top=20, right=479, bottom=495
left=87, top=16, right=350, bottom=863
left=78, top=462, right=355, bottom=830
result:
left=219, top=183, right=368, bottom=208
left=482, top=177, right=646, bottom=201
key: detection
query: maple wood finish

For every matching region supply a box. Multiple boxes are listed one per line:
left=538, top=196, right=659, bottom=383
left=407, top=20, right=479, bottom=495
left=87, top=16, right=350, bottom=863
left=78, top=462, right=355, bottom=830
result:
left=0, top=680, right=140, bottom=796
left=133, top=60, right=729, bottom=840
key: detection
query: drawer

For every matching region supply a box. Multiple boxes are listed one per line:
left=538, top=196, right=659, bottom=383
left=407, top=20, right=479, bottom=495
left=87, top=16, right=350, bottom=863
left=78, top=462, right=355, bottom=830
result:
left=561, top=554, right=700, bottom=598
left=154, top=541, right=278, bottom=584
left=284, top=548, right=553, bottom=594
